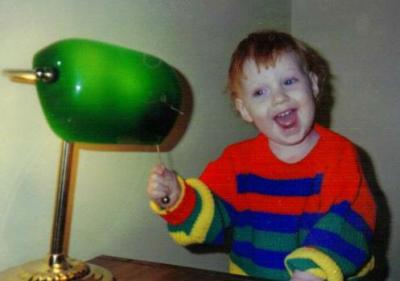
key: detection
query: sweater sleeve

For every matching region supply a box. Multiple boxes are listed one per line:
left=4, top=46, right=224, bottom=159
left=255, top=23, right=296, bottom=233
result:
left=285, top=144, right=376, bottom=281
left=151, top=177, right=232, bottom=246
left=150, top=148, right=237, bottom=246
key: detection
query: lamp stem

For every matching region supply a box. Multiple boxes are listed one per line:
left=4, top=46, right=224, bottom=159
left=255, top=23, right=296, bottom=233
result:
left=49, top=141, right=74, bottom=267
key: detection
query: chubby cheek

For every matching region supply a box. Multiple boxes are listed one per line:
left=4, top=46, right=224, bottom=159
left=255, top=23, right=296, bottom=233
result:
left=249, top=107, right=271, bottom=125
left=252, top=114, right=275, bottom=135
left=302, top=97, right=317, bottom=121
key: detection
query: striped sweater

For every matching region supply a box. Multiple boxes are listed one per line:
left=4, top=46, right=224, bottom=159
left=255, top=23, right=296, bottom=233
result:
left=151, top=125, right=376, bottom=281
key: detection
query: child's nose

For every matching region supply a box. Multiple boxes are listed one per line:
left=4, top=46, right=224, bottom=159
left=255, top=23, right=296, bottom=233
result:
left=271, top=88, right=289, bottom=106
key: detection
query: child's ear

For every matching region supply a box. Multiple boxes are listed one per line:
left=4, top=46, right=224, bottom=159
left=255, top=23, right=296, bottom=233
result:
left=308, top=72, right=319, bottom=98
left=234, top=98, right=253, bottom=123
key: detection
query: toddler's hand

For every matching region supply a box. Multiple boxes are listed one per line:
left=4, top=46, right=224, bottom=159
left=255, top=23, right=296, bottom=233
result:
left=147, top=164, right=180, bottom=209
left=290, top=270, right=324, bottom=281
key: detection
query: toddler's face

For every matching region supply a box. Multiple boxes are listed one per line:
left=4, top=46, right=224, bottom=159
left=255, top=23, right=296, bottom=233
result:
left=235, top=51, right=319, bottom=147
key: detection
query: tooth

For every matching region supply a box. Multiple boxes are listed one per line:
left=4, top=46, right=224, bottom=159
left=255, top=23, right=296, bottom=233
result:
left=278, top=110, right=291, bottom=117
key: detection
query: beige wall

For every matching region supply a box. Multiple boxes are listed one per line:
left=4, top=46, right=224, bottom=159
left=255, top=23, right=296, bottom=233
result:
left=292, top=1, right=400, bottom=280
left=0, top=0, right=291, bottom=273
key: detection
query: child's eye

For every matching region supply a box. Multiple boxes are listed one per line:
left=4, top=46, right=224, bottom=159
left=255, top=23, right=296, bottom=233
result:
left=283, top=77, right=298, bottom=86
left=253, top=88, right=268, bottom=97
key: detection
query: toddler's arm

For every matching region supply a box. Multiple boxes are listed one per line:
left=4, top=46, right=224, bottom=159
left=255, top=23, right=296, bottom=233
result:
left=148, top=162, right=234, bottom=247
left=285, top=143, right=376, bottom=280
left=147, top=164, right=181, bottom=209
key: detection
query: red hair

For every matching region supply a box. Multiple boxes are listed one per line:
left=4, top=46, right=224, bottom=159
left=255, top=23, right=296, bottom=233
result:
left=228, top=30, right=328, bottom=99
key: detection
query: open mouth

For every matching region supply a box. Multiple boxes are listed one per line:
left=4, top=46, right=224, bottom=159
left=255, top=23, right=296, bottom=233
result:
left=273, top=109, right=298, bottom=129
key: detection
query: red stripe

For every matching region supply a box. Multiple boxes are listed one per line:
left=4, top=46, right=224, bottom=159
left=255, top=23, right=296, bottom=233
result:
left=352, top=178, right=376, bottom=230
left=162, top=184, right=196, bottom=225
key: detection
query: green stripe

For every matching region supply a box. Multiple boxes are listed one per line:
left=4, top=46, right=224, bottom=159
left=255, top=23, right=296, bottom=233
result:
left=287, top=247, right=358, bottom=277
left=217, top=199, right=231, bottom=226
left=234, top=226, right=297, bottom=252
left=230, top=253, right=289, bottom=280
left=318, top=246, right=357, bottom=275
left=168, top=190, right=202, bottom=235
left=204, top=199, right=231, bottom=243
left=298, top=213, right=367, bottom=276
left=285, top=258, right=319, bottom=272
left=315, top=213, right=368, bottom=251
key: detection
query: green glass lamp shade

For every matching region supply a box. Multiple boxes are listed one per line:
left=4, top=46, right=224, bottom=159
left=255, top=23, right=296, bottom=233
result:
left=33, top=39, right=182, bottom=144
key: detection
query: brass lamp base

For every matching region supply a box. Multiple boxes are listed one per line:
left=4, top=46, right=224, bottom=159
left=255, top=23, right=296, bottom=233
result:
left=0, top=256, right=113, bottom=281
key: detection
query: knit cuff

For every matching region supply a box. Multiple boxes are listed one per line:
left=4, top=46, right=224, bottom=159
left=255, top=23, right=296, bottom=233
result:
left=167, top=178, right=215, bottom=245
left=150, top=176, right=186, bottom=216
left=285, top=247, right=343, bottom=281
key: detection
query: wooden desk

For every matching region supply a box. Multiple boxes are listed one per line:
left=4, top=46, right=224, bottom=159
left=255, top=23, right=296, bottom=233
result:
left=90, top=255, right=262, bottom=281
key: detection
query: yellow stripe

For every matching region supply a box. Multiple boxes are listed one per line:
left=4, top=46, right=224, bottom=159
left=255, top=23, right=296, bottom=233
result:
left=149, top=176, right=186, bottom=215
left=169, top=178, right=215, bottom=245
left=285, top=247, right=343, bottom=281
left=229, top=259, right=248, bottom=276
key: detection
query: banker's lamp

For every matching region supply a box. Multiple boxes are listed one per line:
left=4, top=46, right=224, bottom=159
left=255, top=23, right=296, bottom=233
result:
left=1, top=39, right=182, bottom=281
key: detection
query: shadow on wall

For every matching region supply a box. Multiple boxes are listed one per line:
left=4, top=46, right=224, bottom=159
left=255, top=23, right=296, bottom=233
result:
left=357, top=147, right=391, bottom=281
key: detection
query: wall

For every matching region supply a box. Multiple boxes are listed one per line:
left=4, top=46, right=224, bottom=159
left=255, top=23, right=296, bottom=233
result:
left=0, top=0, right=291, bottom=273
left=292, top=1, right=400, bottom=280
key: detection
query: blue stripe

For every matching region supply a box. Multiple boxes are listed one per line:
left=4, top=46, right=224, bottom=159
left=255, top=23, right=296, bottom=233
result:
left=212, top=230, right=225, bottom=245
left=235, top=210, right=321, bottom=233
left=304, top=228, right=367, bottom=266
left=331, top=201, right=374, bottom=240
left=237, top=173, right=323, bottom=196
left=232, top=241, right=288, bottom=269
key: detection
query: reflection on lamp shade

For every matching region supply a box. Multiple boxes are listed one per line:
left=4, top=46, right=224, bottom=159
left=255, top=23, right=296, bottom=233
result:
left=33, top=38, right=182, bottom=144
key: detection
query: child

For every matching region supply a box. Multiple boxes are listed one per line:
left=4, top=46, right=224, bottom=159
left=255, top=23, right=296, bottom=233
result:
left=147, top=30, right=376, bottom=281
